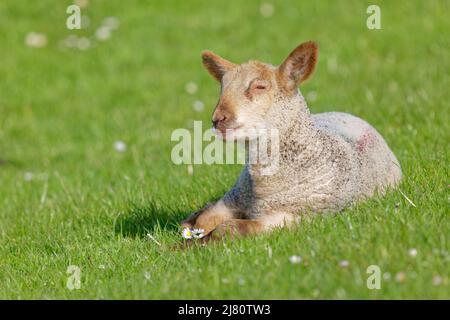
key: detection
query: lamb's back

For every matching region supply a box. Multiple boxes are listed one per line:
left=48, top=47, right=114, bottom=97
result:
left=312, top=112, right=402, bottom=197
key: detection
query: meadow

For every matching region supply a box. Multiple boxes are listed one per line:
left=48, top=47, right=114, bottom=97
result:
left=0, top=0, right=448, bottom=299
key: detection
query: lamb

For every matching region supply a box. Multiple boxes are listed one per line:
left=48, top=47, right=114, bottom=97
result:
left=181, top=41, right=402, bottom=242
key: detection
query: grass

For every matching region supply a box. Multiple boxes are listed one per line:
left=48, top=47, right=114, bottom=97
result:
left=0, top=0, right=449, bottom=299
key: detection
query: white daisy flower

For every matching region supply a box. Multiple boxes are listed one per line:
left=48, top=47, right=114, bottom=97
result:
left=25, top=32, right=47, bottom=48
left=289, top=255, right=302, bottom=264
left=74, top=0, right=89, bottom=8
left=185, top=82, right=198, bottom=95
left=103, top=17, right=120, bottom=30
left=114, top=140, right=127, bottom=152
left=260, top=3, right=274, bottom=18
left=432, top=275, right=443, bottom=286
left=192, top=228, right=205, bottom=239
left=76, top=37, right=91, bottom=50
left=182, top=228, right=192, bottom=239
left=408, top=248, right=418, bottom=258
left=61, top=35, right=78, bottom=49
left=95, top=26, right=111, bottom=41
left=24, top=172, right=34, bottom=181
left=339, top=260, right=350, bottom=268
left=193, top=100, right=204, bottom=112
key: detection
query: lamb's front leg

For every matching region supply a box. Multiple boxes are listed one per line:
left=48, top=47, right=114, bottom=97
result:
left=180, top=199, right=238, bottom=236
left=202, top=212, right=299, bottom=243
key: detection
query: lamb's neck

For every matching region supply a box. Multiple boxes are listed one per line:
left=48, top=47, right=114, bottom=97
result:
left=247, top=93, right=323, bottom=179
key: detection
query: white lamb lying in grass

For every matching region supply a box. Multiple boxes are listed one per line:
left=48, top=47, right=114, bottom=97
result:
left=181, top=41, right=402, bottom=243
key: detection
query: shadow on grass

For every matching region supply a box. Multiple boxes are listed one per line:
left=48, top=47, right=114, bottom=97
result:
left=114, top=200, right=188, bottom=238
left=0, top=158, right=24, bottom=168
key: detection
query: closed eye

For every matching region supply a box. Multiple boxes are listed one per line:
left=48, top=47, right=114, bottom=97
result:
left=249, top=79, right=270, bottom=92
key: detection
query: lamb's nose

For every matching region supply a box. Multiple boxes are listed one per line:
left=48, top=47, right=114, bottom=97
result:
left=212, top=115, right=227, bottom=128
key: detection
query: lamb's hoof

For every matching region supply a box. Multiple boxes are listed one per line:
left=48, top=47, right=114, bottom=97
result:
left=207, top=221, right=241, bottom=241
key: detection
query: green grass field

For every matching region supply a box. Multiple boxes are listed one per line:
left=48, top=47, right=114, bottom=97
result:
left=0, top=0, right=449, bottom=299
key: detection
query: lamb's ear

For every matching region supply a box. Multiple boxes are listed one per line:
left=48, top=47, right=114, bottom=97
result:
left=277, top=41, right=318, bottom=90
left=201, top=50, right=236, bottom=82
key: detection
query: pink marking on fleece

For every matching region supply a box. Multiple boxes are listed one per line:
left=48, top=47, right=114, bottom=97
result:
left=356, top=130, right=375, bottom=153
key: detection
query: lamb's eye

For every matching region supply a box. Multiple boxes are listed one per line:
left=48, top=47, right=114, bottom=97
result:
left=250, top=80, right=270, bottom=92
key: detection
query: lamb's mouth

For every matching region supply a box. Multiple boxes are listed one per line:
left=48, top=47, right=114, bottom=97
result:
left=213, top=124, right=244, bottom=139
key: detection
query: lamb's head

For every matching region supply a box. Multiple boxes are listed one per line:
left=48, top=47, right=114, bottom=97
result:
left=202, top=41, right=318, bottom=141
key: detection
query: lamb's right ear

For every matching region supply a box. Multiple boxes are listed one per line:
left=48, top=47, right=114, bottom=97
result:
left=277, top=41, right=318, bottom=91
left=201, top=50, right=236, bottom=82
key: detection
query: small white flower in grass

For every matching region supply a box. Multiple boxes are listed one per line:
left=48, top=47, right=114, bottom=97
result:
left=383, top=272, right=391, bottom=281
left=408, top=248, right=418, bottom=258
left=185, top=82, right=198, bottom=95
left=289, top=255, right=302, bottom=264
left=182, top=228, right=192, bottom=239
left=187, top=164, right=194, bottom=175
left=221, top=278, right=230, bottom=284
left=336, top=288, right=347, bottom=298
left=103, top=17, right=120, bottom=30
left=193, top=100, right=205, bottom=112
left=98, top=264, right=106, bottom=269
left=24, top=172, right=34, bottom=181
left=25, top=32, right=48, bottom=48
left=74, top=0, right=89, bottom=8
left=144, top=272, right=151, bottom=281
left=61, top=35, right=78, bottom=49
left=432, top=275, right=443, bottom=286
left=238, top=277, right=246, bottom=286
left=114, top=140, right=127, bottom=153
left=95, top=26, right=111, bottom=41
left=192, top=228, right=205, bottom=239
left=77, top=37, right=91, bottom=50
left=339, top=260, right=350, bottom=268
left=259, top=3, right=274, bottom=18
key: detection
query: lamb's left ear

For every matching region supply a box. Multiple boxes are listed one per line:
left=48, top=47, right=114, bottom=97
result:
left=201, top=50, right=237, bottom=82
left=278, top=41, right=318, bottom=90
